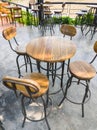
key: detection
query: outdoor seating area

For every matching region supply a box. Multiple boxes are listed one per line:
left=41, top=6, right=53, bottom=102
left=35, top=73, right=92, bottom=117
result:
left=0, top=1, right=97, bottom=130
left=0, top=22, right=97, bottom=129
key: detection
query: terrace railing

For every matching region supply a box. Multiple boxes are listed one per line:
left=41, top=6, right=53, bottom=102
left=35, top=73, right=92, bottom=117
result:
left=1, top=0, right=97, bottom=24
left=42, top=2, right=97, bottom=18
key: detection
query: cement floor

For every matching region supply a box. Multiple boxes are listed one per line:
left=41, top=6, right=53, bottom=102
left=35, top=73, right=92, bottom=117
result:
left=0, top=24, right=97, bottom=130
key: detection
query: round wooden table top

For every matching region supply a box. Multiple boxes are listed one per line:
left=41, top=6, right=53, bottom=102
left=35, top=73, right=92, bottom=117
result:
left=26, top=36, right=76, bottom=62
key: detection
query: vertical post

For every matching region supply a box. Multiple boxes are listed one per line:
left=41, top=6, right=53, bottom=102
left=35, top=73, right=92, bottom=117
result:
left=26, top=7, right=30, bottom=25
left=37, top=0, right=44, bottom=25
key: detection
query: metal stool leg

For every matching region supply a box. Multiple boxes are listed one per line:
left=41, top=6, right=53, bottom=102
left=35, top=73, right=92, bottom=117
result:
left=21, top=96, right=27, bottom=128
left=16, top=55, right=21, bottom=77
left=27, top=55, right=33, bottom=72
left=82, top=80, right=89, bottom=117
left=91, top=26, right=96, bottom=40
left=41, top=96, right=51, bottom=130
left=61, top=61, right=65, bottom=88
left=58, top=75, right=73, bottom=107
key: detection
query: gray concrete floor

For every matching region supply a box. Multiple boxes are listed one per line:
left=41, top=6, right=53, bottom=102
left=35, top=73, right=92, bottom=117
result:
left=0, top=24, right=97, bottom=130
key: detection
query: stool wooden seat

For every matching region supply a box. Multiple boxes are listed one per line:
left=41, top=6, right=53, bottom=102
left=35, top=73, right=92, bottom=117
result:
left=59, top=41, right=97, bottom=117
left=69, top=61, right=96, bottom=80
left=2, top=72, right=52, bottom=130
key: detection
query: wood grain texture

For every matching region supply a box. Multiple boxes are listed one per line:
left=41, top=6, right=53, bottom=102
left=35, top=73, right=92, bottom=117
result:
left=26, top=36, right=76, bottom=62
left=2, top=26, right=16, bottom=40
left=3, top=72, right=49, bottom=98
left=69, top=61, right=96, bottom=80
left=94, top=41, right=97, bottom=53
left=60, top=24, right=77, bottom=37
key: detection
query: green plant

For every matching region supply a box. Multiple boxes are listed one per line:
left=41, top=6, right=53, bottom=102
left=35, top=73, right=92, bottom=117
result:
left=74, top=12, right=94, bottom=26
left=62, top=16, right=75, bottom=24
left=16, top=10, right=39, bottom=26
left=52, top=16, right=75, bottom=25
left=85, top=12, right=94, bottom=24
left=17, top=10, right=94, bottom=27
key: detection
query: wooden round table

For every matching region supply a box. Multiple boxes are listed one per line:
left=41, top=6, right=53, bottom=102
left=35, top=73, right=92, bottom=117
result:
left=26, top=36, right=76, bottom=62
left=26, top=36, right=76, bottom=88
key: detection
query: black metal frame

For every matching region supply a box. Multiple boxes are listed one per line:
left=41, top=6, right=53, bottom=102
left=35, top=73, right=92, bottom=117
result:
left=58, top=76, right=91, bottom=117
left=21, top=95, right=52, bottom=130
left=0, top=121, right=5, bottom=130
left=2, top=77, right=52, bottom=130
left=8, top=37, right=33, bottom=77
left=84, top=8, right=97, bottom=40
left=58, top=52, right=97, bottom=117
left=35, top=60, right=70, bottom=96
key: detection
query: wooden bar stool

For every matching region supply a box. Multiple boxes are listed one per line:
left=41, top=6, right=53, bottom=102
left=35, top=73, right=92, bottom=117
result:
left=54, top=2, right=66, bottom=18
left=2, top=26, right=33, bottom=77
left=11, top=7, right=23, bottom=26
left=0, top=2, right=11, bottom=25
left=58, top=41, right=97, bottom=117
left=2, top=72, right=52, bottom=129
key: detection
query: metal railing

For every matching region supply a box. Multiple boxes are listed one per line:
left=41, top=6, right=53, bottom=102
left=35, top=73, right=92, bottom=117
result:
left=2, top=1, right=97, bottom=16
left=2, top=1, right=97, bottom=22
left=42, top=2, right=97, bottom=18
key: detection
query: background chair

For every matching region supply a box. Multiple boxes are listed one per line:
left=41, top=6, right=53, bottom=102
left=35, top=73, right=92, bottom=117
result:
left=2, top=72, right=52, bottom=130
left=0, top=2, right=11, bottom=25
left=41, top=11, right=54, bottom=36
left=2, top=26, right=32, bottom=77
left=58, top=41, right=97, bottom=117
left=30, top=4, right=39, bottom=25
left=38, top=2, right=54, bottom=36
left=54, top=2, right=66, bottom=25
left=75, top=10, right=88, bottom=34
left=84, top=6, right=97, bottom=40
left=54, top=2, right=66, bottom=18
left=11, top=7, right=23, bottom=26
left=85, top=13, right=97, bottom=40
left=0, top=12, right=10, bottom=25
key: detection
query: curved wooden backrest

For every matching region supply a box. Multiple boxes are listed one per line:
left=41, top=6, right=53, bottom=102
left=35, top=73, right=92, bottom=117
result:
left=60, top=24, right=77, bottom=37
left=2, top=76, right=40, bottom=97
left=94, top=41, right=97, bottom=53
left=2, top=26, right=16, bottom=40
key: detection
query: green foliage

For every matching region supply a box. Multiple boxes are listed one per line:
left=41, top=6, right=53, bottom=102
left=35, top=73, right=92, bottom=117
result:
left=74, top=12, right=94, bottom=26
left=17, top=10, right=94, bottom=27
left=52, top=16, right=75, bottom=25
left=53, top=17, right=62, bottom=24
left=17, top=11, right=39, bottom=26
left=20, top=12, right=75, bottom=26
left=85, top=12, right=94, bottom=24
left=62, top=16, right=75, bottom=24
